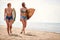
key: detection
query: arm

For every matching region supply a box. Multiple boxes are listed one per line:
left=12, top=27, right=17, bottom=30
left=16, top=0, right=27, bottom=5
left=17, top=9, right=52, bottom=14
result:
left=20, top=8, right=22, bottom=16
left=4, top=8, right=7, bottom=20
left=20, top=8, right=22, bottom=21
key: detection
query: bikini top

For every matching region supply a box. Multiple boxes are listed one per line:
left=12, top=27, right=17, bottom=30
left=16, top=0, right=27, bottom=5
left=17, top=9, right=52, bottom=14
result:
left=21, top=8, right=27, bottom=13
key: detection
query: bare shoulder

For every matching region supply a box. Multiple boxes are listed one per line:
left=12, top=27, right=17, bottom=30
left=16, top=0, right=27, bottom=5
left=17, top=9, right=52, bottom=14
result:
left=4, top=8, right=7, bottom=13
left=5, top=8, right=7, bottom=10
left=20, top=8, right=23, bottom=10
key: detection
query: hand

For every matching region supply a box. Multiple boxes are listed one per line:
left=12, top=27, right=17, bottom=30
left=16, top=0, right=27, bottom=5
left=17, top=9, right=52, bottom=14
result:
left=4, top=16, right=6, bottom=21
left=4, top=18, right=6, bottom=21
left=20, top=19, right=21, bottom=21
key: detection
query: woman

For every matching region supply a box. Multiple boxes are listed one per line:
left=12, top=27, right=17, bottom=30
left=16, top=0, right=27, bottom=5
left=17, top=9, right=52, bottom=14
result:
left=20, top=2, right=27, bottom=34
left=4, top=3, right=13, bottom=35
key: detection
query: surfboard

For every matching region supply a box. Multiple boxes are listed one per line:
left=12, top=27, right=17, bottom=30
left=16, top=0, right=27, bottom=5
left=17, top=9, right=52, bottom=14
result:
left=12, top=8, right=16, bottom=22
left=27, top=8, right=35, bottom=20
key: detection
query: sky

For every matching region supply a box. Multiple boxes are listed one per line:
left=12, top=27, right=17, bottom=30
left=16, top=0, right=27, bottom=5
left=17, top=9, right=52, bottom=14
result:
left=0, top=0, right=60, bottom=25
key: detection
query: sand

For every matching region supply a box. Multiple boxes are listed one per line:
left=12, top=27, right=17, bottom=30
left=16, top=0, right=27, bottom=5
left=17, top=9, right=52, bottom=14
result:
left=0, top=25, right=60, bottom=40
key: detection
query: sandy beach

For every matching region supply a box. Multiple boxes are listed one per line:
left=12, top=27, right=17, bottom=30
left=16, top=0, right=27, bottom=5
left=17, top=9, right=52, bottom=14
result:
left=0, top=25, right=60, bottom=40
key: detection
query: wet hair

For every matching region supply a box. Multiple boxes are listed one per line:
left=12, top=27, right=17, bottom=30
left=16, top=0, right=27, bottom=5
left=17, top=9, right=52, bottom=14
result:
left=7, top=3, right=11, bottom=7
left=22, top=2, right=26, bottom=8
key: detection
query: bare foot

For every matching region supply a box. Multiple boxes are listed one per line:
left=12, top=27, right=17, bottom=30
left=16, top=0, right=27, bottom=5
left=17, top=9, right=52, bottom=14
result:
left=23, top=31, right=25, bottom=34
left=8, top=32, right=10, bottom=35
left=10, top=30, right=12, bottom=33
left=20, top=31, right=22, bottom=34
left=20, top=31, right=25, bottom=34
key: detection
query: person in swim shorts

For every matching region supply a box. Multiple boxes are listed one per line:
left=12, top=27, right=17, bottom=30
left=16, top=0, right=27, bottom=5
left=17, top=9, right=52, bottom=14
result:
left=4, top=3, right=13, bottom=35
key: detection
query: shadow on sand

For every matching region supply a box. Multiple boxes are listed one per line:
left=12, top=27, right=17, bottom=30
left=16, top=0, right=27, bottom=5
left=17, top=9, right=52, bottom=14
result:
left=10, top=33, right=22, bottom=38
left=25, top=33, right=36, bottom=37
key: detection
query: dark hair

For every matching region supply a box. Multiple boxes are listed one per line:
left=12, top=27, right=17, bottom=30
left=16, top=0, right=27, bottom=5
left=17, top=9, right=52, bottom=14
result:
left=7, top=3, right=11, bottom=7
left=22, top=2, right=26, bottom=8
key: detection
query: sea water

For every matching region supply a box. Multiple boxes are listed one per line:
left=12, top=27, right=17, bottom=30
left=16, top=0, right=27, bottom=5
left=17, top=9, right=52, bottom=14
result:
left=0, top=22, right=60, bottom=33
left=12, top=22, right=60, bottom=33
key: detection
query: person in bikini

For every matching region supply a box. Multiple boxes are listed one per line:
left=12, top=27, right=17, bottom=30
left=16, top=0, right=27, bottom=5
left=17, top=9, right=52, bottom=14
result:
left=4, top=3, right=13, bottom=35
left=20, top=2, right=28, bottom=34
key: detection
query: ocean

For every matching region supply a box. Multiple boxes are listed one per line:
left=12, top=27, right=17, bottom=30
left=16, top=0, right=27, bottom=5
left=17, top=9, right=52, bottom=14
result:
left=0, top=22, right=60, bottom=33
left=12, top=22, right=60, bottom=33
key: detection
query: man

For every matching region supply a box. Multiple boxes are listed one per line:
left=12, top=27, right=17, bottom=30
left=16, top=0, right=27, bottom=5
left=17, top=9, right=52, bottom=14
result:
left=4, top=3, right=13, bottom=35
